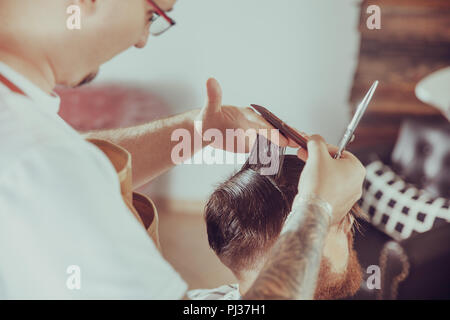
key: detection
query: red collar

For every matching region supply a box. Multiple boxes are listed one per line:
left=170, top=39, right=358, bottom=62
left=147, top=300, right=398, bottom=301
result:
left=0, top=72, right=26, bottom=96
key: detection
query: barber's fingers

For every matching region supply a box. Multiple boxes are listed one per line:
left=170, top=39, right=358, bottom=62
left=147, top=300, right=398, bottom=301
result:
left=305, top=135, right=332, bottom=162
left=323, top=144, right=353, bottom=160
left=286, top=128, right=309, bottom=148
left=296, top=141, right=357, bottom=162
left=204, top=78, right=223, bottom=115
left=296, top=135, right=329, bottom=162
left=334, top=147, right=362, bottom=166
left=287, top=137, right=301, bottom=148
left=297, top=147, right=308, bottom=161
left=293, top=132, right=360, bottom=163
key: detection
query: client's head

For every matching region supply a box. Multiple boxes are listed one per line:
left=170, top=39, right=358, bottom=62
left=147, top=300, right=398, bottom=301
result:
left=205, top=137, right=363, bottom=299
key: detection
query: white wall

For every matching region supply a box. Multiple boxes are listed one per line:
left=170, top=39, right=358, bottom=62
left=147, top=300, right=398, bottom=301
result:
left=97, top=0, right=362, bottom=200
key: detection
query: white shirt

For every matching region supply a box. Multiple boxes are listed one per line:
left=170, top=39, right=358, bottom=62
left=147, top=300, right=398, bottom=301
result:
left=188, top=284, right=241, bottom=300
left=0, top=62, right=187, bottom=299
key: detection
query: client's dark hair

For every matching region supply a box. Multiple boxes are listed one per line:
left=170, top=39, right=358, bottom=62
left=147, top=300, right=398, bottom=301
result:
left=205, top=136, right=304, bottom=275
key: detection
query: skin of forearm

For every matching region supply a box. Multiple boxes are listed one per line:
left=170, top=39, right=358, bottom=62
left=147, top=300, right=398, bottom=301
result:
left=243, top=202, right=330, bottom=300
left=84, top=109, right=209, bottom=188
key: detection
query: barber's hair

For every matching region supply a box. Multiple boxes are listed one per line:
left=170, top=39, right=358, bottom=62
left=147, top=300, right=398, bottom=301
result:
left=205, top=135, right=305, bottom=275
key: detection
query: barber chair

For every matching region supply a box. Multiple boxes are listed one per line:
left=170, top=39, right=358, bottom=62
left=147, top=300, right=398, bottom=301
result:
left=351, top=119, right=450, bottom=299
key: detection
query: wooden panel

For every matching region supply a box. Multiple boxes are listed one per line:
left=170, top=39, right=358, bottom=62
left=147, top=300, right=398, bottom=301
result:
left=359, top=0, right=450, bottom=44
left=349, top=0, right=450, bottom=153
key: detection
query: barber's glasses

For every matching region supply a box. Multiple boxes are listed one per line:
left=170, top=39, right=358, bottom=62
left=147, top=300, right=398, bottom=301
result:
left=147, top=0, right=176, bottom=36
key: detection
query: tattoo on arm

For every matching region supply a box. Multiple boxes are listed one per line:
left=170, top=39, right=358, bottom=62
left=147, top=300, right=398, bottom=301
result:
left=243, top=202, right=330, bottom=300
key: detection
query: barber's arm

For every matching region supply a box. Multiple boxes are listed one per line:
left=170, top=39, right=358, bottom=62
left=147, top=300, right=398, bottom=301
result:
left=84, top=78, right=292, bottom=188
left=244, top=135, right=366, bottom=300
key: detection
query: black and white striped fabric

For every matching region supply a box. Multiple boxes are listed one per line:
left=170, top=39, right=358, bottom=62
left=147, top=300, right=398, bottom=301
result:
left=360, top=161, right=450, bottom=241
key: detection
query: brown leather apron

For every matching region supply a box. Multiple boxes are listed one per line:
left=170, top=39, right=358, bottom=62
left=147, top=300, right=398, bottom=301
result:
left=86, top=139, right=161, bottom=250
left=0, top=73, right=160, bottom=250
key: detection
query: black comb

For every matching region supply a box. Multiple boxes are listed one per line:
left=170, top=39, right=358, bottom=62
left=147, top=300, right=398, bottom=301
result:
left=251, top=104, right=308, bottom=149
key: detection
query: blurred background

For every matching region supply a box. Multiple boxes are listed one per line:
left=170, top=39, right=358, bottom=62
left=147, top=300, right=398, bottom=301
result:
left=59, top=0, right=362, bottom=201
left=56, top=0, right=450, bottom=298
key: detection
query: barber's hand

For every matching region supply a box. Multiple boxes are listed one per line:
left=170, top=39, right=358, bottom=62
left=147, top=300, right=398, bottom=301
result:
left=196, top=78, right=298, bottom=152
left=296, top=135, right=366, bottom=225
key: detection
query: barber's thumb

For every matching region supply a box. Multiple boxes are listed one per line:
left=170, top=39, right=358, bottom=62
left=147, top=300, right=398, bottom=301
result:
left=205, top=78, right=222, bottom=114
left=306, top=135, right=329, bottom=161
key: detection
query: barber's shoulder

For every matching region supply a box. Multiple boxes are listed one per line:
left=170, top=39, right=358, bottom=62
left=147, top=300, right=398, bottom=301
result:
left=0, top=95, right=120, bottom=192
left=0, top=137, right=119, bottom=191
left=43, top=138, right=119, bottom=182
left=0, top=94, right=72, bottom=170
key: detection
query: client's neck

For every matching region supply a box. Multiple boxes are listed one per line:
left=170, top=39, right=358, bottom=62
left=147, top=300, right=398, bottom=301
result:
left=238, top=270, right=260, bottom=296
left=236, top=262, right=266, bottom=296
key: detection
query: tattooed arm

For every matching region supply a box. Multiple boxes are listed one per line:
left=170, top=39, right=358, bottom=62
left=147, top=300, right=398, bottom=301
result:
left=244, top=135, right=366, bottom=300
left=243, top=200, right=331, bottom=300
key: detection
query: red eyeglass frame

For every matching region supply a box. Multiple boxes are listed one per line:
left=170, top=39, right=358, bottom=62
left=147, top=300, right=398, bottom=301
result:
left=147, top=0, right=176, bottom=27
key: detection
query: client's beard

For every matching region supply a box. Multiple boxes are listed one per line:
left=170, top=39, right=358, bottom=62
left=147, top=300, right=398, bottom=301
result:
left=314, top=232, right=363, bottom=300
